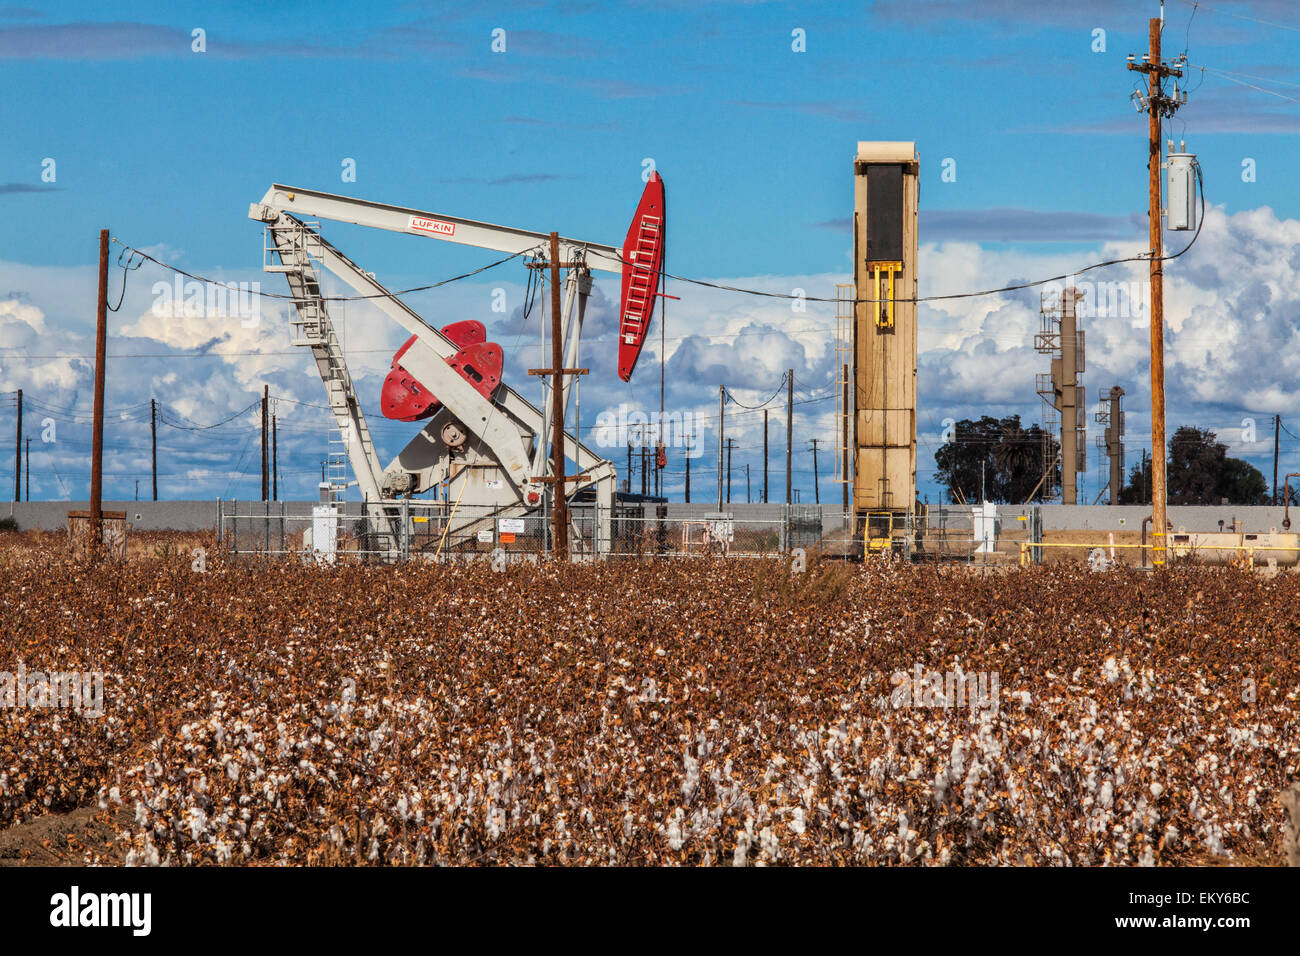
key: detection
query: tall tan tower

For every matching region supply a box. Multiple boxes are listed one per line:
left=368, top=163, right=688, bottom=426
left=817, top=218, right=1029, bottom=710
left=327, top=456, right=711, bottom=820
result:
left=852, top=142, right=919, bottom=545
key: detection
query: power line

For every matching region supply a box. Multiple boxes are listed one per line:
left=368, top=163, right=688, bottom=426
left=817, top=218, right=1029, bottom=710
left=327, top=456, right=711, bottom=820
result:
left=724, top=373, right=787, bottom=410
left=110, top=238, right=526, bottom=302
left=1175, top=0, right=1300, bottom=34
left=1199, top=67, right=1300, bottom=105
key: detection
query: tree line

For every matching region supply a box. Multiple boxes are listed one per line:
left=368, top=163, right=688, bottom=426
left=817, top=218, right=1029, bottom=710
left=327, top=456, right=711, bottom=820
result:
left=935, top=418, right=1270, bottom=505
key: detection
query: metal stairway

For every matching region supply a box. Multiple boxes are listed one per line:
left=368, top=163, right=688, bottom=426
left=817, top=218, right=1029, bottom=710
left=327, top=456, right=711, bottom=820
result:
left=263, top=217, right=399, bottom=554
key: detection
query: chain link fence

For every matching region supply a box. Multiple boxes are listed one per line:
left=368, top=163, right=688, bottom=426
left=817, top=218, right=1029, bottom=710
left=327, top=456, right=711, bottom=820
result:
left=217, top=499, right=870, bottom=563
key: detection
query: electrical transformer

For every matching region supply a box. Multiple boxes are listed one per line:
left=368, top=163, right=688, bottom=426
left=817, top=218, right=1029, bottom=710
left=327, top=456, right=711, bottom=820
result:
left=1166, top=145, right=1197, bottom=232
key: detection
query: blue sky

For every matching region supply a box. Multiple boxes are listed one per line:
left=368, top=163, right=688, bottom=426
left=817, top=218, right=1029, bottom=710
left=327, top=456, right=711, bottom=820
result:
left=3, top=0, right=1300, bottom=505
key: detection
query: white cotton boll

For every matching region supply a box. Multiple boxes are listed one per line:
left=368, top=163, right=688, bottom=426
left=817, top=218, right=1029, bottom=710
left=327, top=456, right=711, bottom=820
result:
left=950, top=738, right=965, bottom=780
left=1150, top=782, right=1164, bottom=799
left=1099, top=781, right=1114, bottom=810
left=486, top=806, right=506, bottom=841
left=665, top=808, right=686, bottom=851
left=1102, top=657, right=1120, bottom=684
left=186, top=807, right=208, bottom=842
left=733, top=833, right=750, bottom=866
left=790, top=807, right=806, bottom=836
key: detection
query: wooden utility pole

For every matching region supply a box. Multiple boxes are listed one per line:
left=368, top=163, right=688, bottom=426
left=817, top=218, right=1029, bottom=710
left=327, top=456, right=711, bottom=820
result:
left=150, top=398, right=157, bottom=500
left=90, top=229, right=109, bottom=543
left=548, top=233, right=567, bottom=555
left=717, top=385, right=724, bottom=510
left=522, top=233, right=589, bottom=557
left=809, top=438, right=821, bottom=505
left=684, top=445, right=690, bottom=503
left=24, top=437, right=30, bottom=501
left=762, top=409, right=769, bottom=503
left=1128, top=17, right=1183, bottom=567
left=12, top=388, right=20, bottom=502
left=524, top=235, right=591, bottom=557
left=272, top=413, right=278, bottom=502
left=1274, top=415, right=1281, bottom=506
left=725, top=437, right=736, bottom=504
left=261, top=385, right=269, bottom=501
left=785, top=370, right=793, bottom=506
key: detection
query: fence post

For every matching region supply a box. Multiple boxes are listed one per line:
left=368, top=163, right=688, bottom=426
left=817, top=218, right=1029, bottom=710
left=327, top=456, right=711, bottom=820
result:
left=1031, top=505, right=1043, bottom=565
left=232, top=499, right=238, bottom=555
left=1283, top=783, right=1300, bottom=866
left=216, top=498, right=222, bottom=548
left=401, top=497, right=409, bottom=562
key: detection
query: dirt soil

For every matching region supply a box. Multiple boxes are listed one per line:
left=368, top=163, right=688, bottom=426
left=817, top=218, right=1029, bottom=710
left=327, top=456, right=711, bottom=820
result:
left=0, top=805, right=132, bottom=866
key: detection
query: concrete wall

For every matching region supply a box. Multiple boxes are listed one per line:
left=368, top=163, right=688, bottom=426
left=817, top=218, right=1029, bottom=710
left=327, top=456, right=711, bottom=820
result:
left=6, top=500, right=367, bottom=533
left=6, top=500, right=1294, bottom=536
left=1000, top=504, right=1296, bottom=533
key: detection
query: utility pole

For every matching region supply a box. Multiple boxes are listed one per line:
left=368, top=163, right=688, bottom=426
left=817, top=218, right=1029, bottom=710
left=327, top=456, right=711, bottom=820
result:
left=1274, top=415, right=1281, bottom=506
left=150, top=398, right=157, bottom=501
left=1128, top=16, right=1185, bottom=567
left=808, top=438, right=821, bottom=505
left=746, top=463, right=751, bottom=503
left=641, top=442, right=648, bottom=496
left=272, top=413, right=278, bottom=502
left=725, top=437, right=736, bottom=504
left=717, top=385, right=725, bottom=510
left=762, top=409, right=769, bottom=503
left=785, top=370, right=793, bottom=506
left=525, top=233, right=588, bottom=558
left=261, top=385, right=269, bottom=501
left=684, top=445, right=691, bottom=503
left=626, top=441, right=633, bottom=494
left=12, top=388, right=20, bottom=503
left=90, top=229, right=109, bottom=544
left=24, top=437, right=30, bottom=501
left=548, top=232, right=567, bottom=557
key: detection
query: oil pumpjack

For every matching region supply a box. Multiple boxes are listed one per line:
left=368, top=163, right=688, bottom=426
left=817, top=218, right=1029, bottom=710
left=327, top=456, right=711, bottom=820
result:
left=249, top=173, right=666, bottom=560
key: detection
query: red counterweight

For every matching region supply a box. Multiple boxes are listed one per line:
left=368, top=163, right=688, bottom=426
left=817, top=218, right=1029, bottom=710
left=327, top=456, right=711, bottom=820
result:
left=618, top=172, right=665, bottom=382
left=380, top=320, right=503, bottom=421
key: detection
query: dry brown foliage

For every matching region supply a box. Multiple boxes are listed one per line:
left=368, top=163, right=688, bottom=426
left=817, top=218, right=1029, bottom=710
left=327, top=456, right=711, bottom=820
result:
left=0, top=543, right=1296, bottom=866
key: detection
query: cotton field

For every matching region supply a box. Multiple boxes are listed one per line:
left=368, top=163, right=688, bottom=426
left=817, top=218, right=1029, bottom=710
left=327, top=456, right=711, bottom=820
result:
left=0, top=540, right=1297, bottom=865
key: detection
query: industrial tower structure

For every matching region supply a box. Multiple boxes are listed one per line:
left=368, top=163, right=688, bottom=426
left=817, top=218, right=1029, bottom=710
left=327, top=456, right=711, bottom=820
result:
left=1036, top=287, right=1086, bottom=504
left=1095, top=386, right=1125, bottom=505
left=852, top=142, right=919, bottom=548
